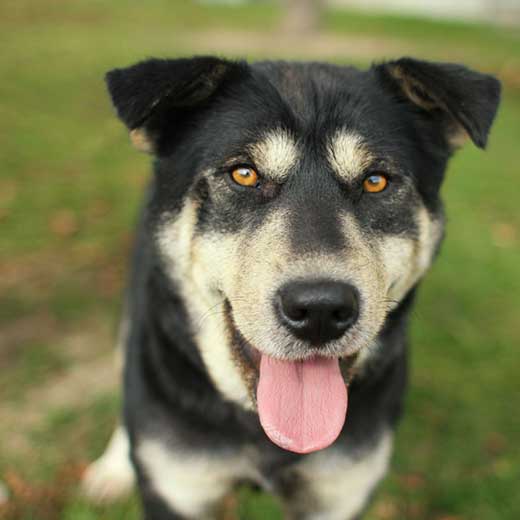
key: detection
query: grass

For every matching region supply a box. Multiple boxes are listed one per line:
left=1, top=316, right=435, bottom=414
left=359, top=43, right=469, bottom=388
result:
left=1, top=1, right=519, bottom=518
left=324, top=8, right=520, bottom=68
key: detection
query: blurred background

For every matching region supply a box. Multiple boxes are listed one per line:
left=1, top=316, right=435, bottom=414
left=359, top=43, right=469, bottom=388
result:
left=1, top=0, right=519, bottom=518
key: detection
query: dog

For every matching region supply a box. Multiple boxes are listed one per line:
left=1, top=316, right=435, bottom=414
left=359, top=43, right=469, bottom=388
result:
left=82, top=56, right=500, bottom=519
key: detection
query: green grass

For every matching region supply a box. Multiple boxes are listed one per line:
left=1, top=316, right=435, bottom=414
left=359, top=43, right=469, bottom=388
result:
left=0, top=341, right=69, bottom=402
left=324, top=8, right=520, bottom=69
left=1, top=1, right=519, bottom=519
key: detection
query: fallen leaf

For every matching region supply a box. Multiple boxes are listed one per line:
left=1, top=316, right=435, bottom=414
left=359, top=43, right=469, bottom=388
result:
left=49, top=209, right=79, bottom=238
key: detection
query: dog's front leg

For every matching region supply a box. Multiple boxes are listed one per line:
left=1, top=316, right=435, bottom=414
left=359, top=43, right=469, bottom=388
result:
left=134, top=436, right=239, bottom=520
left=280, top=431, right=393, bottom=520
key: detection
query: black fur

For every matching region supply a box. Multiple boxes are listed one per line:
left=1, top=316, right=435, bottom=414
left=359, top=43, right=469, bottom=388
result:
left=103, top=56, right=500, bottom=519
left=375, top=57, right=501, bottom=148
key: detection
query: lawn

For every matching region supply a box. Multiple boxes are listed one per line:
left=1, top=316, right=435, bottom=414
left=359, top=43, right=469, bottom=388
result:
left=1, top=1, right=519, bottom=519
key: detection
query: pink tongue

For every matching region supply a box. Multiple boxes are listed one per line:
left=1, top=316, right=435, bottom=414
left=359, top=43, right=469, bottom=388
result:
left=257, top=355, right=348, bottom=454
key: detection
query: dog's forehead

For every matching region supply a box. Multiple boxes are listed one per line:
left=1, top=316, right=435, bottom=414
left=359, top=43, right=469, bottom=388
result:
left=226, top=61, right=409, bottom=180
left=257, top=62, right=386, bottom=125
left=252, top=60, right=367, bottom=117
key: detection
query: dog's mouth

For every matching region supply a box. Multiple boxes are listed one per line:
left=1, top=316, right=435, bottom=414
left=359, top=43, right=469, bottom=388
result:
left=224, top=299, right=356, bottom=454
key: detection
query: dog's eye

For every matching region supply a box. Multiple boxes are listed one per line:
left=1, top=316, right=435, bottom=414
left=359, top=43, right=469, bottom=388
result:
left=230, top=167, right=259, bottom=188
left=363, top=173, right=388, bottom=193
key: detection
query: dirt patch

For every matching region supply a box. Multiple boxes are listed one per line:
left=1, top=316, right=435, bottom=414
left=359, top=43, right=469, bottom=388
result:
left=0, top=324, right=117, bottom=455
left=180, top=28, right=410, bottom=60
left=0, top=312, right=59, bottom=363
left=0, top=242, right=126, bottom=296
left=175, top=28, right=520, bottom=90
left=1, top=463, right=86, bottom=520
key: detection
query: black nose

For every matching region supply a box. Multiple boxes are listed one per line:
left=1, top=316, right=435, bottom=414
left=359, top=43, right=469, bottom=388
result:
left=277, top=280, right=359, bottom=345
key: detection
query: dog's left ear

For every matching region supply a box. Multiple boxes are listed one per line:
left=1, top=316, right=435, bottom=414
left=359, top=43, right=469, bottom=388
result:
left=106, top=57, right=248, bottom=154
left=374, top=57, right=501, bottom=149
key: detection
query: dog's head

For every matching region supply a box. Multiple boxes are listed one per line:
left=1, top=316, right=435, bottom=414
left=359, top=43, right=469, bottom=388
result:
left=106, top=57, right=500, bottom=452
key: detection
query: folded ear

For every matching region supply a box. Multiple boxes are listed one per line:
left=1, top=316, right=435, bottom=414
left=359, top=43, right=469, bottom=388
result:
left=374, top=57, right=501, bottom=149
left=105, top=56, right=248, bottom=154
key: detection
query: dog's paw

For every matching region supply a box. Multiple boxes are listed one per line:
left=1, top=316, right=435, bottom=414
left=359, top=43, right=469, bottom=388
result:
left=81, top=426, right=135, bottom=503
left=81, top=455, right=135, bottom=503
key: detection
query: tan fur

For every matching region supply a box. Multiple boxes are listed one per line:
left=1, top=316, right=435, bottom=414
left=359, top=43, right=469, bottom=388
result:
left=157, top=199, right=254, bottom=409
left=326, top=131, right=374, bottom=181
left=348, top=205, right=441, bottom=374
left=290, top=431, right=393, bottom=519
left=129, top=128, right=154, bottom=153
left=248, top=128, right=299, bottom=181
left=447, top=125, right=471, bottom=149
left=380, top=205, right=442, bottom=308
left=137, top=436, right=262, bottom=518
left=157, top=173, right=442, bottom=407
left=135, top=428, right=392, bottom=520
left=415, top=206, right=444, bottom=277
left=81, top=425, right=135, bottom=502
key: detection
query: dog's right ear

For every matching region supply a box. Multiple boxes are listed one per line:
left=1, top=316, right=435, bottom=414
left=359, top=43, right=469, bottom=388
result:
left=105, top=57, right=248, bottom=154
left=373, top=58, right=501, bottom=150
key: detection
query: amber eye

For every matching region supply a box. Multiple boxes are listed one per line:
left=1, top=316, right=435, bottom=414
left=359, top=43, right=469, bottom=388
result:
left=230, top=167, right=259, bottom=187
left=363, top=173, right=388, bottom=193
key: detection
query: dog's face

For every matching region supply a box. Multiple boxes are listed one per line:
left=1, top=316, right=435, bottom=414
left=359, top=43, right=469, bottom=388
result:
left=157, top=80, right=443, bottom=365
left=106, top=58, right=500, bottom=420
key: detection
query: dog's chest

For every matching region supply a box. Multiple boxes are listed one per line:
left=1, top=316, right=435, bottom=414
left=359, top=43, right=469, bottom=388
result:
left=137, top=429, right=392, bottom=518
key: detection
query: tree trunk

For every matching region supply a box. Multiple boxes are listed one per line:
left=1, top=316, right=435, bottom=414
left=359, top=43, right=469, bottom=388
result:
left=281, top=0, right=323, bottom=35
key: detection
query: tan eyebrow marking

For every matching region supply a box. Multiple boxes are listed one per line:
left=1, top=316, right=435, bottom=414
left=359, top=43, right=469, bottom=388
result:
left=248, top=129, right=299, bottom=181
left=326, top=131, right=374, bottom=182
